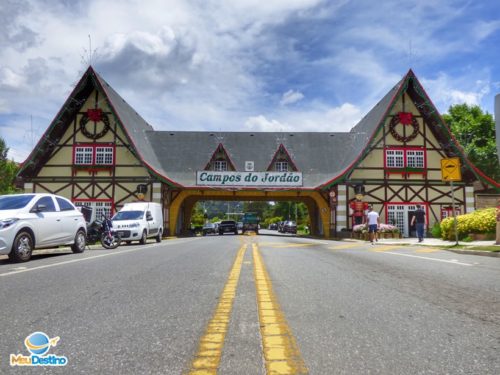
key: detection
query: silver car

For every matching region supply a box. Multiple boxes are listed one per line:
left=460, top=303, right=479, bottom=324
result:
left=0, top=193, right=87, bottom=262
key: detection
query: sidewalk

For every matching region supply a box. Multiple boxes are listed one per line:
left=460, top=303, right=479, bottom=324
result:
left=345, top=237, right=500, bottom=257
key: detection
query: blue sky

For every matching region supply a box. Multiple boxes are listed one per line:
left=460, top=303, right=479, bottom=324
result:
left=1, top=0, right=499, bottom=162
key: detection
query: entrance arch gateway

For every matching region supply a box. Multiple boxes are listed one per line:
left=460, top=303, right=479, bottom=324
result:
left=166, top=189, right=331, bottom=237
left=16, top=67, right=499, bottom=239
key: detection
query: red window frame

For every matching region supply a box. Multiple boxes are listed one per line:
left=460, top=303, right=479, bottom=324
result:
left=384, top=146, right=427, bottom=176
left=440, top=206, right=461, bottom=220
left=73, top=143, right=116, bottom=166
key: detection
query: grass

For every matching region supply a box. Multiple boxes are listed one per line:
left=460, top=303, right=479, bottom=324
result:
left=441, top=244, right=500, bottom=252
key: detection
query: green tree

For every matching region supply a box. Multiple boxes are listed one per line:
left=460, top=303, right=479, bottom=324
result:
left=190, top=204, right=206, bottom=227
left=269, top=201, right=309, bottom=224
left=442, top=104, right=500, bottom=181
left=0, top=137, right=20, bottom=194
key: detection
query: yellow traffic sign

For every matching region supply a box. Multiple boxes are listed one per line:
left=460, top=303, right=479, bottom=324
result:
left=441, top=158, right=462, bottom=181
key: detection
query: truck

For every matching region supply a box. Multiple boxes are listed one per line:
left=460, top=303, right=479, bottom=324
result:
left=241, top=212, right=260, bottom=235
left=112, top=202, right=163, bottom=244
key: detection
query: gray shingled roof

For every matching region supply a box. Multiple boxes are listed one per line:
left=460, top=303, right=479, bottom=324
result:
left=146, top=131, right=358, bottom=187
left=94, top=69, right=406, bottom=189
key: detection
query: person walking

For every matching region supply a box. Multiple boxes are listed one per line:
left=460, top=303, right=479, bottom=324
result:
left=366, top=206, right=380, bottom=245
left=410, top=204, right=426, bottom=242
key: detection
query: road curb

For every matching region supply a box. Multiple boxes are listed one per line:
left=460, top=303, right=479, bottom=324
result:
left=446, top=249, right=500, bottom=258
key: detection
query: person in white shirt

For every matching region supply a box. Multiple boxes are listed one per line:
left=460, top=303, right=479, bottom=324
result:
left=366, top=206, right=380, bottom=244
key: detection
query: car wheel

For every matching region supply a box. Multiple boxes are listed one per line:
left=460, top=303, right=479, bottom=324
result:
left=203, top=232, right=207, bottom=236
left=139, top=230, right=147, bottom=244
left=219, top=231, right=223, bottom=235
left=71, top=229, right=86, bottom=253
left=156, top=229, right=162, bottom=243
left=234, top=230, right=238, bottom=235
left=9, top=231, right=33, bottom=262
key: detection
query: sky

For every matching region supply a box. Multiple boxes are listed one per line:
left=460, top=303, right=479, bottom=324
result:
left=1, top=0, right=500, bottom=162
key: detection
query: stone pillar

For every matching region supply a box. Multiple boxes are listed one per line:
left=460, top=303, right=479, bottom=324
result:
left=336, top=185, right=347, bottom=231
left=465, top=186, right=475, bottom=213
left=162, top=186, right=171, bottom=236
left=152, top=182, right=162, bottom=204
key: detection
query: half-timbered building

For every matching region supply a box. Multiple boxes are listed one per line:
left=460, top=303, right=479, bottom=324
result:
left=16, top=67, right=500, bottom=238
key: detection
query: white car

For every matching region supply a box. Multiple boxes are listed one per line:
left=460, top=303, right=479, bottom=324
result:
left=0, top=193, right=87, bottom=262
left=112, top=202, right=163, bottom=244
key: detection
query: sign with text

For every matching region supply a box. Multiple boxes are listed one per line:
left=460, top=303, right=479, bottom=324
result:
left=441, top=158, right=462, bottom=181
left=196, top=171, right=303, bottom=187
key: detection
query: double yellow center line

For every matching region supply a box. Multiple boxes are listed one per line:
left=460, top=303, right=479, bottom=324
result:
left=189, top=245, right=246, bottom=374
left=188, top=242, right=308, bottom=374
left=253, top=243, right=308, bottom=374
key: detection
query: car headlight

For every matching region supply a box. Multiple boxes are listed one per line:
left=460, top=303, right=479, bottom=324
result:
left=0, top=218, right=19, bottom=229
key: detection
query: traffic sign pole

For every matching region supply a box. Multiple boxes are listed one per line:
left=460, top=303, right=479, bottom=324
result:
left=450, top=181, right=459, bottom=246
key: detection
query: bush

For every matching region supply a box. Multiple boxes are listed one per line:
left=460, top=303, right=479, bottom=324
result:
left=430, top=223, right=441, bottom=238
left=440, top=208, right=496, bottom=241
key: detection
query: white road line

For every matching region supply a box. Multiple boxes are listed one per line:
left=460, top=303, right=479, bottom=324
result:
left=382, top=251, right=474, bottom=266
left=0, top=238, right=197, bottom=277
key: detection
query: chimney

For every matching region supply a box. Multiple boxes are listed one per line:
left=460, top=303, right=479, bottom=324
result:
left=496, top=94, right=500, bottom=163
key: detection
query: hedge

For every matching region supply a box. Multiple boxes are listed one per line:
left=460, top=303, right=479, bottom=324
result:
left=440, top=208, right=496, bottom=240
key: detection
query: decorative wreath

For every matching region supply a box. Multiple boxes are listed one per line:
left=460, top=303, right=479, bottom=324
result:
left=389, top=112, right=419, bottom=143
left=80, top=109, right=110, bottom=140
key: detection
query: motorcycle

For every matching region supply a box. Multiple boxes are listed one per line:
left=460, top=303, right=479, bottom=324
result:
left=86, top=216, right=121, bottom=249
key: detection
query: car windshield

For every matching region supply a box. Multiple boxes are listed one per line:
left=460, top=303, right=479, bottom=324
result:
left=112, top=210, right=144, bottom=220
left=0, top=194, right=35, bottom=210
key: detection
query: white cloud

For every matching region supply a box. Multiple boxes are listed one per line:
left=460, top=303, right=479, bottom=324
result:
left=0, top=67, right=25, bottom=90
left=1, top=0, right=500, bottom=163
left=473, top=20, right=500, bottom=42
left=280, top=90, right=304, bottom=106
left=422, top=73, right=491, bottom=112
left=244, top=102, right=362, bottom=132
left=244, top=115, right=285, bottom=131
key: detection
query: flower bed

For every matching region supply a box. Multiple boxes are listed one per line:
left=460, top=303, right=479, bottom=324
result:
left=352, top=223, right=401, bottom=239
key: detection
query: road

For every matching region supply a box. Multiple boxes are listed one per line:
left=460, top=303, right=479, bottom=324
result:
left=1, top=231, right=499, bottom=374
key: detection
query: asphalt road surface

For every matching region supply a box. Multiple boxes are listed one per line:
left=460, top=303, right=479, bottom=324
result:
left=1, top=232, right=499, bottom=374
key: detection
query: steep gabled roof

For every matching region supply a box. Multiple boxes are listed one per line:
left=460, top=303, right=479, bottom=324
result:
left=203, top=143, right=237, bottom=171
left=17, top=66, right=180, bottom=187
left=403, top=71, right=499, bottom=189
left=318, top=73, right=407, bottom=189
left=266, top=144, right=299, bottom=171
left=320, top=69, right=499, bottom=190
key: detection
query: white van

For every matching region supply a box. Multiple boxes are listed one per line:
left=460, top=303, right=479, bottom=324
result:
left=112, top=202, right=163, bottom=244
